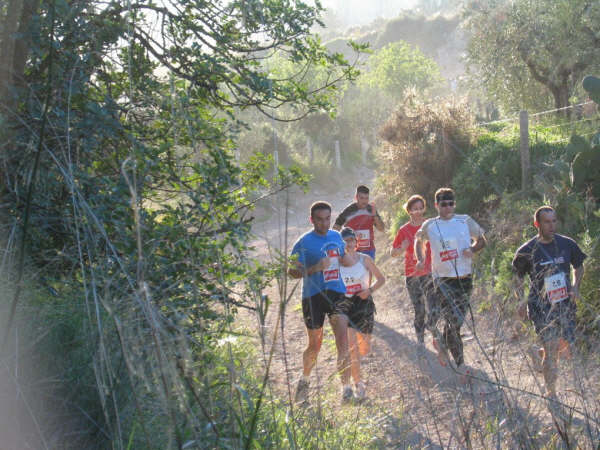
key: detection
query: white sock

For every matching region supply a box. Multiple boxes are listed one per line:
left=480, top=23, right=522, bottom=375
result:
left=343, top=384, right=352, bottom=391
left=301, top=374, right=310, bottom=383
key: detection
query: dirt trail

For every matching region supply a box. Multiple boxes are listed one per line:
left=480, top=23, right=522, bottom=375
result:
left=245, top=172, right=600, bottom=448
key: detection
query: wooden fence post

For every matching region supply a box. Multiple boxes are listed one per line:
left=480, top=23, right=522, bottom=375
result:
left=306, top=137, right=313, bottom=165
left=520, top=110, right=530, bottom=190
left=334, top=140, right=341, bottom=169
left=361, top=134, right=369, bottom=165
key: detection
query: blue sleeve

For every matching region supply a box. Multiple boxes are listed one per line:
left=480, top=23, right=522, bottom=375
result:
left=291, top=239, right=306, bottom=265
left=338, top=234, right=346, bottom=257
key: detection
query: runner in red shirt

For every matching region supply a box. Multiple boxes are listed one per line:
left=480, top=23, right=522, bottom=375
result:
left=333, top=185, right=385, bottom=259
left=391, top=194, right=433, bottom=344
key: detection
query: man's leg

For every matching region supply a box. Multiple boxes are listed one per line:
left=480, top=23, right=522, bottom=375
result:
left=329, top=314, right=351, bottom=385
left=441, top=279, right=470, bottom=367
left=295, top=293, right=326, bottom=404
left=431, top=281, right=450, bottom=366
left=302, top=327, right=323, bottom=376
left=542, top=338, right=560, bottom=397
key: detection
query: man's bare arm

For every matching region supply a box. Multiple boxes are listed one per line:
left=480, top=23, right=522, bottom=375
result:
left=570, top=265, right=584, bottom=302
left=374, top=214, right=385, bottom=232
left=288, top=258, right=329, bottom=278
left=414, top=233, right=426, bottom=271
left=512, top=273, right=527, bottom=319
left=471, top=234, right=487, bottom=252
left=463, top=234, right=487, bottom=258
left=288, top=261, right=304, bottom=279
left=370, top=202, right=385, bottom=232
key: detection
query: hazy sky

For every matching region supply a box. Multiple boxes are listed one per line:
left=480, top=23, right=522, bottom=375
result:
left=320, top=0, right=419, bottom=26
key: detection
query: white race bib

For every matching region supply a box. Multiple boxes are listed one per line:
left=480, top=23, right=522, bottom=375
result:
left=544, top=272, right=568, bottom=304
left=323, top=248, right=340, bottom=282
left=439, top=238, right=458, bottom=262
left=346, top=283, right=362, bottom=295
left=355, top=229, right=370, bottom=249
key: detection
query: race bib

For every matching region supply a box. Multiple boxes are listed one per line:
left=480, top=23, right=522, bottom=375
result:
left=323, top=248, right=340, bottom=282
left=355, top=229, right=370, bottom=249
left=439, top=238, right=458, bottom=262
left=544, top=272, right=568, bottom=304
left=346, top=283, right=362, bottom=295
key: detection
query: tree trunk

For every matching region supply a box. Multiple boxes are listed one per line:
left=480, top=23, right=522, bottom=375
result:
left=0, top=0, right=24, bottom=102
left=12, top=0, right=37, bottom=90
left=550, top=83, right=571, bottom=118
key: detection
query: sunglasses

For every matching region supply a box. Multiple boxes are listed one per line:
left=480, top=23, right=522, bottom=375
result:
left=438, top=200, right=455, bottom=207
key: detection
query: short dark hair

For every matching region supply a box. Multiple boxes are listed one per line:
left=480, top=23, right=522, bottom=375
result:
left=340, top=227, right=356, bottom=240
left=356, top=185, right=370, bottom=195
left=310, top=201, right=332, bottom=217
left=435, top=187, right=455, bottom=203
left=534, top=205, right=555, bottom=223
left=404, top=194, right=426, bottom=213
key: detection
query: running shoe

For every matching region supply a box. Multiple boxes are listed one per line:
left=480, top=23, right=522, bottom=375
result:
left=527, top=345, right=544, bottom=373
left=342, top=386, right=354, bottom=404
left=294, top=379, right=309, bottom=404
left=355, top=381, right=367, bottom=401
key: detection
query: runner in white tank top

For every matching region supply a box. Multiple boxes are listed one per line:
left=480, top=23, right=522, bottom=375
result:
left=414, top=188, right=486, bottom=382
left=340, top=227, right=385, bottom=401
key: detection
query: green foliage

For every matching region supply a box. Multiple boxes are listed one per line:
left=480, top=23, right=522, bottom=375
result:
left=0, top=0, right=362, bottom=446
left=374, top=13, right=461, bottom=55
left=182, top=334, right=404, bottom=449
left=464, top=0, right=600, bottom=114
left=449, top=121, right=600, bottom=338
left=452, top=127, right=522, bottom=213
left=358, top=42, right=442, bottom=96
left=569, top=135, right=600, bottom=198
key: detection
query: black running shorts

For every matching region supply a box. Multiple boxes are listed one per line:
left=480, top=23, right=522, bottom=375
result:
left=528, top=298, right=576, bottom=344
left=347, top=295, right=375, bottom=334
left=302, top=290, right=352, bottom=329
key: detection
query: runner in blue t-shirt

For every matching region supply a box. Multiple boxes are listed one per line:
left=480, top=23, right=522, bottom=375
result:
left=289, top=201, right=355, bottom=404
left=512, top=206, right=586, bottom=410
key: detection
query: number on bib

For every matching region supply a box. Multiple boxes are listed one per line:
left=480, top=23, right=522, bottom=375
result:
left=544, top=272, right=568, bottom=304
left=439, top=238, right=458, bottom=262
left=355, top=229, right=370, bottom=249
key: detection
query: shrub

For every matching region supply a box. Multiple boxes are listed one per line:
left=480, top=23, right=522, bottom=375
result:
left=376, top=93, right=474, bottom=211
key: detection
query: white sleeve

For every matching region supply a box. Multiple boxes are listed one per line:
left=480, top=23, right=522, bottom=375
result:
left=466, top=216, right=484, bottom=238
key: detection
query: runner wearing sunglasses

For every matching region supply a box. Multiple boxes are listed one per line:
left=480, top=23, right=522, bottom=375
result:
left=414, top=188, right=486, bottom=381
